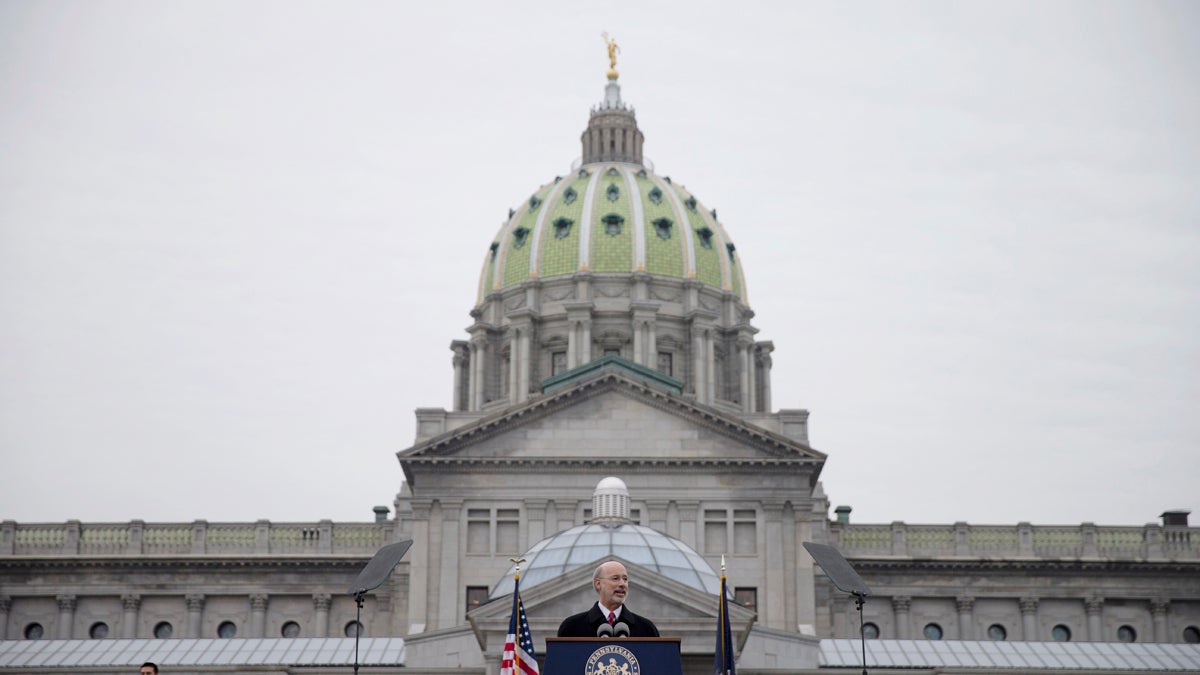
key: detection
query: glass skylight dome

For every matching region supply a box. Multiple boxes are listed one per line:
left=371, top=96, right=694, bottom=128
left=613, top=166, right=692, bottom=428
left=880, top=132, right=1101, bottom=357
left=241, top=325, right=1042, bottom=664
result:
left=488, top=477, right=721, bottom=600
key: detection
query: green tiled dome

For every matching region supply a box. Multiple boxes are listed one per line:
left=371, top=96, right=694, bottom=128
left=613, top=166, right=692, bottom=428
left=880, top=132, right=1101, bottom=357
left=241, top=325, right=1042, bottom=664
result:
left=477, top=164, right=747, bottom=305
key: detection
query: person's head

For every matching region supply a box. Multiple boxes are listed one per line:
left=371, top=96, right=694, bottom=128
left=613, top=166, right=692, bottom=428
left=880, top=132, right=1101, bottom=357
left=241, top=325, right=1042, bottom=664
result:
left=593, top=560, right=629, bottom=611
left=139, top=663, right=158, bottom=675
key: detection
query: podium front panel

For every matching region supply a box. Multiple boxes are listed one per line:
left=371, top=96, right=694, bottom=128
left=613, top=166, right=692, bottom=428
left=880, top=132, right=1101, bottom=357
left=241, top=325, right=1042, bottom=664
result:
left=544, top=637, right=683, bottom=675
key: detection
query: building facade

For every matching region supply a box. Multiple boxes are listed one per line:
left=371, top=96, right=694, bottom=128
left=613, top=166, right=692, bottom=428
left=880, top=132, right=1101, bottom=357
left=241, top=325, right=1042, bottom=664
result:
left=2, top=65, right=1199, bottom=674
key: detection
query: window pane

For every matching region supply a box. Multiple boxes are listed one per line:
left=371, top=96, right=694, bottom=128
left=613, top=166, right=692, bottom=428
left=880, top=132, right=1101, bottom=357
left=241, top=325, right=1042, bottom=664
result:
left=734, top=587, right=757, bottom=609
left=495, top=521, right=519, bottom=553
left=705, top=522, right=726, bottom=555
left=467, top=521, right=489, bottom=554
left=733, top=521, right=756, bottom=554
left=466, top=586, right=489, bottom=612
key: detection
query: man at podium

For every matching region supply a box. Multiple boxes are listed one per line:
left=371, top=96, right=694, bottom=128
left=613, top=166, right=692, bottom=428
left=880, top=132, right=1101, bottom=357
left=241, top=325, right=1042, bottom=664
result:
left=557, top=560, right=660, bottom=637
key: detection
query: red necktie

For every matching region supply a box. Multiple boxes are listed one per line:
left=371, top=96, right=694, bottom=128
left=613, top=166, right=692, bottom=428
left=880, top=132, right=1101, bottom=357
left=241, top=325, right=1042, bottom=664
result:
left=608, top=611, right=616, bottom=625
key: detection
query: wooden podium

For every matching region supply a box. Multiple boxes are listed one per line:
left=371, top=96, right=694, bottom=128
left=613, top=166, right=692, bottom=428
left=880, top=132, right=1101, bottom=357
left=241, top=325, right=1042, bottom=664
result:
left=544, top=637, right=683, bottom=675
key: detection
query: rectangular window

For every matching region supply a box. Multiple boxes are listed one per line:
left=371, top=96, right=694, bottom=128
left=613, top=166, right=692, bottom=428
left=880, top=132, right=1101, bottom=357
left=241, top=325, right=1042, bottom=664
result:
left=466, top=586, right=489, bottom=612
left=604, top=348, right=620, bottom=357
left=705, top=509, right=727, bottom=555
left=705, top=508, right=757, bottom=555
left=467, top=509, right=490, bottom=554
left=496, top=509, right=519, bottom=554
left=657, top=351, right=673, bottom=376
left=734, top=587, right=757, bottom=609
left=733, top=509, right=757, bottom=554
left=551, top=351, right=567, bottom=375
left=466, top=507, right=521, bottom=555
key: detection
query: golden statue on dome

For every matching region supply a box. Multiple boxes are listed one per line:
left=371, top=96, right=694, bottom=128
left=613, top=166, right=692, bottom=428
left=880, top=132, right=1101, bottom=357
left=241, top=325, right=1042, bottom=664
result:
left=601, top=31, right=620, bottom=80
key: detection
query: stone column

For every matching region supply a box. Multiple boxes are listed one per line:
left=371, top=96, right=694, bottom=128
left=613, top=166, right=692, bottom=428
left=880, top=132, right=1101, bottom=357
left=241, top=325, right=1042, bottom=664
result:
left=121, top=594, right=141, bottom=638
left=831, top=596, right=849, bottom=638
left=469, top=336, right=486, bottom=411
left=892, top=596, right=912, bottom=640
left=407, top=501, right=432, bottom=633
left=763, top=503, right=785, bottom=628
left=437, top=501, right=462, bottom=629
left=956, top=596, right=975, bottom=640
left=705, top=331, right=716, bottom=402
left=565, top=302, right=593, bottom=369
left=1020, top=597, right=1039, bottom=640
left=1085, top=596, right=1103, bottom=641
left=691, top=329, right=706, bottom=402
left=508, top=333, right=521, bottom=405
left=313, top=594, right=331, bottom=637
left=0, top=596, right=10, bottom=640
left=580, top=318, right=592, bottom=364
left=756, top=343, right=773, bottom=412
left=1150, top=598, right=1169, bottom=643
left=451, top=342, right=467, bottom=412
left=746, top=344, right=757, bottom=412
left=249, top=594, right=268, bottom=638
left=56, top=594, right=76, bottom=639
left=186, top=594, right=205, bottom=638
left=738, top=339, right=752, bottom=413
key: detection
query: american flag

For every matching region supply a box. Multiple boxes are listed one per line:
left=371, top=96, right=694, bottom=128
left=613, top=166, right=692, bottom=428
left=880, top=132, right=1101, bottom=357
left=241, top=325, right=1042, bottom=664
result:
left=500, top=574, right=539, bottom=675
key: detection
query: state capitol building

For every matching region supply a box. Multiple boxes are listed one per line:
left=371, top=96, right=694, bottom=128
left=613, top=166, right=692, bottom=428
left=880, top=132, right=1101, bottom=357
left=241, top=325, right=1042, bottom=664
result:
left=2, top=52, right=1198, bottom=675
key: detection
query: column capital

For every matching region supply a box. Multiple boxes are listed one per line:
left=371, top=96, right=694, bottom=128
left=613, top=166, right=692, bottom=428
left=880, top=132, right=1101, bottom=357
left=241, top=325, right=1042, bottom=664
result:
left=313, top=594, right=332, bottom=611
left=891, top=596, right=911, bottom=612
left=186, top=594, right=206, bottom=611
left=956, top=596, right=975, bottom=613
left=1150, top=598, right=1170, bottom=615
left=0, top=596, right=10, bottom=612
left=122, top=594, right=142, bottom=610
left=56, top=594, right=77, bottom=611
left=1019, top=597, right=1039, bottom=614
left=1085, top=596, right=1104, bottom=614
left=250, top=594, right=269, bottom=611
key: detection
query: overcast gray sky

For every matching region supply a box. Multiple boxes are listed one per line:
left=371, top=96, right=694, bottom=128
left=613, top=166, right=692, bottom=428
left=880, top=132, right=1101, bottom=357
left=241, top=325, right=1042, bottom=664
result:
left=2, top=1, right=1197, bottom=528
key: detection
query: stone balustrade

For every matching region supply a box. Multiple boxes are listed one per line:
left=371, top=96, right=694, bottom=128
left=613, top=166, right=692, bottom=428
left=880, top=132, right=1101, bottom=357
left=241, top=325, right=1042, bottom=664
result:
left=0, top=519, right=391, bottom=556
left=829, top=521, right=1197, bottom=560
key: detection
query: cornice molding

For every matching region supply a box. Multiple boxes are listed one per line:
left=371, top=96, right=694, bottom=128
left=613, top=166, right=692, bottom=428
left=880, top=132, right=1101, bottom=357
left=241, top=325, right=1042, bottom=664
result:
left=846, top=557, right=1200, bottom=575
left=0, top=555, right=376, bottom=570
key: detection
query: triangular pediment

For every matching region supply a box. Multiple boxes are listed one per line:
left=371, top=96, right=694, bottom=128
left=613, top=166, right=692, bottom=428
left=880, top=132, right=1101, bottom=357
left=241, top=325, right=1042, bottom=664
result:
left=398, top=370, right=824, bottom=484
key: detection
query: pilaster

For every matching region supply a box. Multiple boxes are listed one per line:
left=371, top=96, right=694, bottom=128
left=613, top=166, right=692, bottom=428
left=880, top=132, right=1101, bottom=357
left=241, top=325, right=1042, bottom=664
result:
left=1019, top=596, right=1039, bottom=640
left=249, top=594, right=268, bottom=638
left=56, top=594, right=76, bottom=639
left=313, top=594, right=332, bottom=637
left=121, top=594, right=141, bottom=638
left=1150, top=598, right=1170, bottom=643
left=0, top=596, right=10, bottom=639
left=956, top=596, right=975, bottom=640
left=891, top=596, right=912, bottom=639
left=186, top=594, right=205, bottom=638
left=1085, top=596, right=1103, bottom=641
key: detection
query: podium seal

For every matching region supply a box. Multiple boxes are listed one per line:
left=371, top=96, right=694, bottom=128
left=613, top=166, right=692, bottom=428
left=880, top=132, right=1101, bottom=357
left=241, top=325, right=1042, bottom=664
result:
left=584, top=644, right=641, bottom=675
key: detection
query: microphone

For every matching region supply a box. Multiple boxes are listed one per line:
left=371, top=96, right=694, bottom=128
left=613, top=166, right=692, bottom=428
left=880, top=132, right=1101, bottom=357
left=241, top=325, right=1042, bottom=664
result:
left=613, top=621, right=630, bottom=637
left=596, top=623, right=614, bottom=637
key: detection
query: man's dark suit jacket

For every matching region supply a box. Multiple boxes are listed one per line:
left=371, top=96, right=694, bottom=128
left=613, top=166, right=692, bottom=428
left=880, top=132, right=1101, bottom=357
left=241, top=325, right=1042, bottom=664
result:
left=557, top=604, right=661, bottom=638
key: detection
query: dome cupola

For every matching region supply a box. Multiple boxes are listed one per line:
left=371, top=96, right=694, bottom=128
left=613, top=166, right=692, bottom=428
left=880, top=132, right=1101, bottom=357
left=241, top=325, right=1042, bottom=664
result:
left=450, top=47, right=775, bottom=419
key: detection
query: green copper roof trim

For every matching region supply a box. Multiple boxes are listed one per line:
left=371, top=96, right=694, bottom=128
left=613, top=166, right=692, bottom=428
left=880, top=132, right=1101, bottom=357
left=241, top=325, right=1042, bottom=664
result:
left=540, top=354, right=684, bottom=395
